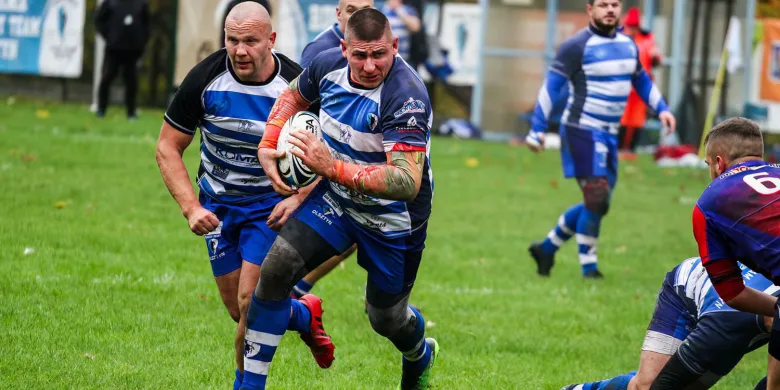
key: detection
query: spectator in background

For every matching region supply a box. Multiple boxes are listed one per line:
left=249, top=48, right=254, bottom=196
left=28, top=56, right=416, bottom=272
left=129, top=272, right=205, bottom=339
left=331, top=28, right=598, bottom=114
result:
left=402, top=0, right=428, bottom=71
left=220, top=0, right=272, bottom=48
left=381, top=0, right=422, bottom=65
left=95, top=0, right=151, bottom=120
left=618, top=7, right=662, bottom=159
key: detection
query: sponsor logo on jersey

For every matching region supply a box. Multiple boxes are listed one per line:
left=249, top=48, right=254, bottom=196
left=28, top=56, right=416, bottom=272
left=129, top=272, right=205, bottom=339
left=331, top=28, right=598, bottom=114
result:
left=211, top=165, right=229, bottom=180
left=322, top=192, right=344, bottom=216
left=368, top=113, right=379, bottom=131
left=394, top=98, right=426, bottom=118
left=406, top=116, right=417, bottom=128
left=238, top=120, right=254, bottom=132
left=216, top=149, right=259, bottom=165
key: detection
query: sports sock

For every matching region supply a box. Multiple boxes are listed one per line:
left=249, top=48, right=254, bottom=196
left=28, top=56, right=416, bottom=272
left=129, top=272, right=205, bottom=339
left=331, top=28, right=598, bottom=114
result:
left=540, top=203, right=583, bottom=255
left=287, top=298, right=311, bottom=334
left=392, top=306, right=431, bottom=376
left=241, top=297, right=292, bottom=390
left=579, top=371, right=636, bottom=390
left=576, top=207, right=602, bottom=275
left=233, top=369, right=243, bottom=390
left=291, top=279, right=313, bottom=299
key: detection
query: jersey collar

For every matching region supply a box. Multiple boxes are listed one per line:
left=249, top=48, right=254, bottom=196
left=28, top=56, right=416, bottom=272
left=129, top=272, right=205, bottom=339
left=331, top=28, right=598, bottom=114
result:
left=588, top=24, right=617, bottom=38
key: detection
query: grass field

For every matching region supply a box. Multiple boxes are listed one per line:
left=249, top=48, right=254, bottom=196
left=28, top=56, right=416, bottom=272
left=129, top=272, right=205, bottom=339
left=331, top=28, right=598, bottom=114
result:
left=0, top=99, right=769, bottom=389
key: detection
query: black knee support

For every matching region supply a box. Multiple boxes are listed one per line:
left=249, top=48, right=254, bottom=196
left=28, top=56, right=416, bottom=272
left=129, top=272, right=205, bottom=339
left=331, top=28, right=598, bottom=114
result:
left=649, top=353, right=702, bottom=390
left=254, top=219, right=340, bottom=301
left=578, top=176, right=611, bottom=216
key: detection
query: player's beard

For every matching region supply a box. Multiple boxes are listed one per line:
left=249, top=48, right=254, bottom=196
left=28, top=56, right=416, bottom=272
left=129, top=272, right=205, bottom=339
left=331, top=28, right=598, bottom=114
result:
left=592, top=16, right=619, bottom=34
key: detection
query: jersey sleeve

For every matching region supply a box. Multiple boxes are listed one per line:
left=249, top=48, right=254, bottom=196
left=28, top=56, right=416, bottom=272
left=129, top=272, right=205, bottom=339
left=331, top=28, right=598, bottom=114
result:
left=297, top=50, right=334, bottom=103
left=164, top=62, right=209, bottom=135
left=380, top=79, right=431, bottom=152
left=549, top=37, right=583, bottom=79
left=631, top=42, right=669, bottom=114
left=693, top=204, right=744, bottom=301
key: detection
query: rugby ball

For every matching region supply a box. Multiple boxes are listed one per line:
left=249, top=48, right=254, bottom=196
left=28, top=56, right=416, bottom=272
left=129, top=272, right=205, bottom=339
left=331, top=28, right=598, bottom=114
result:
left=277, top=111, right=322, bottom=188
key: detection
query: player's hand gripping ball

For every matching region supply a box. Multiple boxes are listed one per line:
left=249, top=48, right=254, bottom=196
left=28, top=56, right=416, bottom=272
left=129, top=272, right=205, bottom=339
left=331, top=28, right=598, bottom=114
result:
left=277, top=111, right=322, bottom=188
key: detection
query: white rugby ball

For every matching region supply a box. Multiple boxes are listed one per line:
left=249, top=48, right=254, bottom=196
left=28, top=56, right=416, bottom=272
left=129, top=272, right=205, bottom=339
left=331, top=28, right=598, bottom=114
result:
left=277, top=111, right=322, bottom=188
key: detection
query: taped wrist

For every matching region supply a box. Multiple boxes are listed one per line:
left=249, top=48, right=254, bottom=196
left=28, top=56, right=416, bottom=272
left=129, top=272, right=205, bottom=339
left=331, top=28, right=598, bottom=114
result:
left=258, top=88, right=311, bottom=149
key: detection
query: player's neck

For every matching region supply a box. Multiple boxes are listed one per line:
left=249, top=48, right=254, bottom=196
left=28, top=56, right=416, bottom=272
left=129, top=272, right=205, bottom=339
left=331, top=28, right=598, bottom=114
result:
left=728, top=156, right=764, bottom=168
left=589, top=23, right=616, bottom=37
left=255, top=55, right=278, bottom=83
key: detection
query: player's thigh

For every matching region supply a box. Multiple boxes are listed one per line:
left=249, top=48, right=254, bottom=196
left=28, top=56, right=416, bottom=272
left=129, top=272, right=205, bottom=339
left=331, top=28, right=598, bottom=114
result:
left=360, top=222, right=427, bottom=307
left=561, top=126, right=608, bottom=179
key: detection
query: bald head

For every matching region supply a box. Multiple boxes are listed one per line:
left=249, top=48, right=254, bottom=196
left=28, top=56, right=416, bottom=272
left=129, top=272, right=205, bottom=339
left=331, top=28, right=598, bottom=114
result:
left=225, top=1, right=272, bottom=29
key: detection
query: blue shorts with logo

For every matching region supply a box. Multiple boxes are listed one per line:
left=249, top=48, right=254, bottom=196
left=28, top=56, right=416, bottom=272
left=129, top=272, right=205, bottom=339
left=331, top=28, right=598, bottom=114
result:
left=291, top=181, right=427, bottom=295
left=560, top=125, right=618, bottom=188
left=200, top=193, right=282, bottom=277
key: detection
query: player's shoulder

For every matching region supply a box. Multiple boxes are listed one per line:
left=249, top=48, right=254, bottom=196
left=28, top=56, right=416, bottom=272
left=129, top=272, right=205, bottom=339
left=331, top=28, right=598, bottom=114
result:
left=382, top=57, right=429, bottom=105
left=557, top=27, right=591, bottom=54
left=181, top=49, right=229, bottom=90
left=309, top=47, right=347, bottom=75
left=273, top=51, right=303, bottom=83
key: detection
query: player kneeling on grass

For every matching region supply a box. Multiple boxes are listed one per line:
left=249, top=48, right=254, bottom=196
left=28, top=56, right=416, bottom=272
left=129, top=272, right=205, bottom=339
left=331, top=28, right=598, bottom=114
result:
left=241, top=8, right=437, bottom=390
left=562, top=257, right=776, bottom=390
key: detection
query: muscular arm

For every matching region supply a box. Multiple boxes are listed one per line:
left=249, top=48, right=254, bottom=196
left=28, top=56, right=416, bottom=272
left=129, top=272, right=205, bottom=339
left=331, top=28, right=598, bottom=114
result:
left=155, top=122, right=199, bottom=216
left=329, top=151, right=425, bottom=202
left=258, top=77, right=312, bottom=149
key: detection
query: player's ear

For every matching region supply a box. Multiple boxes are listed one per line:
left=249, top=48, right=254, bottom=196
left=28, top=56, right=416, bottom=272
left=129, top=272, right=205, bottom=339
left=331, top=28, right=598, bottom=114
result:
left=392, top=36, right=398, bottom=55
left=715, top=155, right=727, bottom=175
left=341, top=39, right=347, bottom=58
left=268, top=31, right=277, bottom=47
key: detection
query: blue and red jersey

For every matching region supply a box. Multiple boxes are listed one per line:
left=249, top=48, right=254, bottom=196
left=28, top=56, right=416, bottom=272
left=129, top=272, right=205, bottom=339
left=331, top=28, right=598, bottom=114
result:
left=693, top=161, right=780, bottom=301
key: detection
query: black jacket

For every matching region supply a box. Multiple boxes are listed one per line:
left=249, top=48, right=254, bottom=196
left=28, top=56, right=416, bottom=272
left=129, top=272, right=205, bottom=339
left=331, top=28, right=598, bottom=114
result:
left=95, top=0, right=150, bottom=51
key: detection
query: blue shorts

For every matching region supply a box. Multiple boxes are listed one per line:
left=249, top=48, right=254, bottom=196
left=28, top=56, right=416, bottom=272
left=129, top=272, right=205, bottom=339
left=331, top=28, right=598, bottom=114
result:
left=560, top=125, right=618, bottom=188
left=200, top=193, right=282, bottom=277
left=291, top=182, right=427, bottom=295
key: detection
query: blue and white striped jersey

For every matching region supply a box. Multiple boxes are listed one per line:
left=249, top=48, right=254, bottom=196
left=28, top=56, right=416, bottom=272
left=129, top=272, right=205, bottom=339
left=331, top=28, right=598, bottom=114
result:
left=381, top=5, right=418, bottom=62
left=164, top=49, right=302, bottom=205
left=531, top=25, right=669, bottom=135
left=674, top=257, right=779, bottom=318
left=297, top=48, right=433, bottom=238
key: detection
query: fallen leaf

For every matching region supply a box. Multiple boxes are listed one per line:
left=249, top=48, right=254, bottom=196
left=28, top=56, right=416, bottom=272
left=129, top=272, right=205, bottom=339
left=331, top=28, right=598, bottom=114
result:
left=36, top=109, right=50, bottom=119
left=54, top=201, right=68, bottom=209
left=465, top=157, right=479, bottom=168
left=82, top=353, right=95, bottom=360
left=198, top=293, right=209, bottom=302
left=21, top=153, right=37, bottom=162
left=679, top=184, right=686, bottom=192
left=24, top=247, right=35, bottom=255
left=634, top=295, right=641, bottom=301
left=549, top=180, right=559, bottom=189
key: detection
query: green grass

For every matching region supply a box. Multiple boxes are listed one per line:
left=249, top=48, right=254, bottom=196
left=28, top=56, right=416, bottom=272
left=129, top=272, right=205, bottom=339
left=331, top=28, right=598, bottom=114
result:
left=0, top=98, right=768, bottom=389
